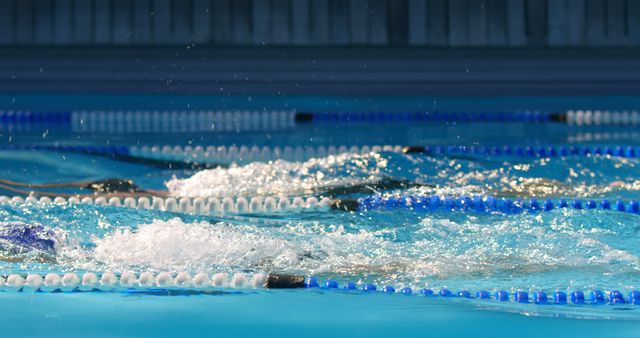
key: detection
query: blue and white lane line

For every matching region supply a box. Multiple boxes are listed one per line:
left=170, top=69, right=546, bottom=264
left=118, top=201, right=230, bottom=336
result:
left=356, top=195, right=640, bottom=214
left=0, top=272, right=638, bottom=307
left=1, top=144, right=640, bottom=166
left=0, top=110, right=296, bottom=133
left=1, top=110, right=639, bottom=131
left=0, top=194, right=639, bottom=216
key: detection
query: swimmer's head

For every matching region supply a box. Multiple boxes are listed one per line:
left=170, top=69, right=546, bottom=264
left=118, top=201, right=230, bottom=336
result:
left=0, top=223, right=57, bottom=258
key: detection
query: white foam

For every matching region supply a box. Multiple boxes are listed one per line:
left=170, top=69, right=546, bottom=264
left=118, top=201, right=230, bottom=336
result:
left=90, top=218, right=304, bottom=273
left=404, top=156, right=640, bottom=199
left=66, top=211, right=640, bottom=285
left=165, top=152, right=389, bottom=198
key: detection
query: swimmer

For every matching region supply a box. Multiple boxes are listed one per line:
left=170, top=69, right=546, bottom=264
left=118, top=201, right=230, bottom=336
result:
left=0, top=221, right=310, bottom=289
left=0, top=178, right=169, bottom=198
left=0, top=176, right=427, bottom=200
left=0, top=223, right=57, bottom=263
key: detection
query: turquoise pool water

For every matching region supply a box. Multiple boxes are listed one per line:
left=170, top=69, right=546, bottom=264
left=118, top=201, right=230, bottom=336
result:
left=1, top=106, right=640, bottom=337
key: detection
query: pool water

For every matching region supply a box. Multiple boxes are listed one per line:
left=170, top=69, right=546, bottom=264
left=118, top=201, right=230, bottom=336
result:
left=1, top=110, right=640, bottom=337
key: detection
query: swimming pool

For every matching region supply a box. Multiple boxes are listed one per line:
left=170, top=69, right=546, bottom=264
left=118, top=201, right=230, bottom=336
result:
left=1, top=100, right=640, bottom=337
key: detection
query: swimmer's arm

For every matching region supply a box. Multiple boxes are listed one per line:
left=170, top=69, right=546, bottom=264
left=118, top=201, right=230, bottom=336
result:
left=0, top=182, right=168, bottom=199
left=0, top=178, right=96, bottom=189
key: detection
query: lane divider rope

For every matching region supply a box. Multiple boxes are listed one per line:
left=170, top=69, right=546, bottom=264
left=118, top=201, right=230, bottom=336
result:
left=0, top=271, right=267, bottom=289
left=356, top=195, right=640, bottom=214
left=128, top=144, right=404, bottom=163
left=2, top=110, right=639, bottom=128
left=2, top=144, right=640, bottom=167
left=71, top=110, right=296, bottom=133
left=298, top=110, right=554, bottom=123
left=410, top=144, right=640, bottom=158
left=0, top=110, right=296, bottom=133
left=568, top=131, right=640, bottom=143
left=0, top=144, right=404, bottom=164
left=566, top=110, right=640, bottom=126
left=299, top=110, right=640, bottom=125
left=1, top=194, right=640, bottom=216
left=304, top=277, right=639, bottom=306
left=0, top=271, right=638, bottom=306
left=0, top=195, right=332, bottom=215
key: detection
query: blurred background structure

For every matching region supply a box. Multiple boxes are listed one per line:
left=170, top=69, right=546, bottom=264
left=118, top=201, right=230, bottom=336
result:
left=1, top=0, right=637, bottom=48
left=0, top=0, right=638, bottom=98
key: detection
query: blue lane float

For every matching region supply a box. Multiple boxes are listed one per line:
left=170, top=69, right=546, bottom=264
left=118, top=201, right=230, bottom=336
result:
left=477, top=290, right=491, bottom=299
left=515, top=291, right=529, bottom=303
left=400, top=287, right=413, bottom=295
left=571, top=291, right=585, bottom=304
left=362, top=284, right=377, bottom=292
left=439, top=289, right=453, bottom=297
left=344, top=282, right=357, bottom=290
left=533, top=291, right=548, bottom=304
left=495, top=290, right=510, bottom=301
left=554, top=291, right=568, bottom=304
left=590, top=290, right=605, bottom=304
left=421, top=289, right=435, bottom=296
left=325, top=280, right=339, bottom=289
left=458, top=290, right=471, bottom=298
left=356, top=194, right=640, bottom=215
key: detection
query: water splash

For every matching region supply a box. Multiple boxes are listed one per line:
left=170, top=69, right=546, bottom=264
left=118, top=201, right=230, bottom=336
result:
left=166, top=152, right=640, bottom=200
left=165, top=152, right=394, bottom=198
left=38, top=209, right=638, bottom=292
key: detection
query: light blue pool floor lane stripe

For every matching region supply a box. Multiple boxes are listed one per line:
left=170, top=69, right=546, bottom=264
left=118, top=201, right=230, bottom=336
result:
left=0, top=272, right=638, bottom=307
